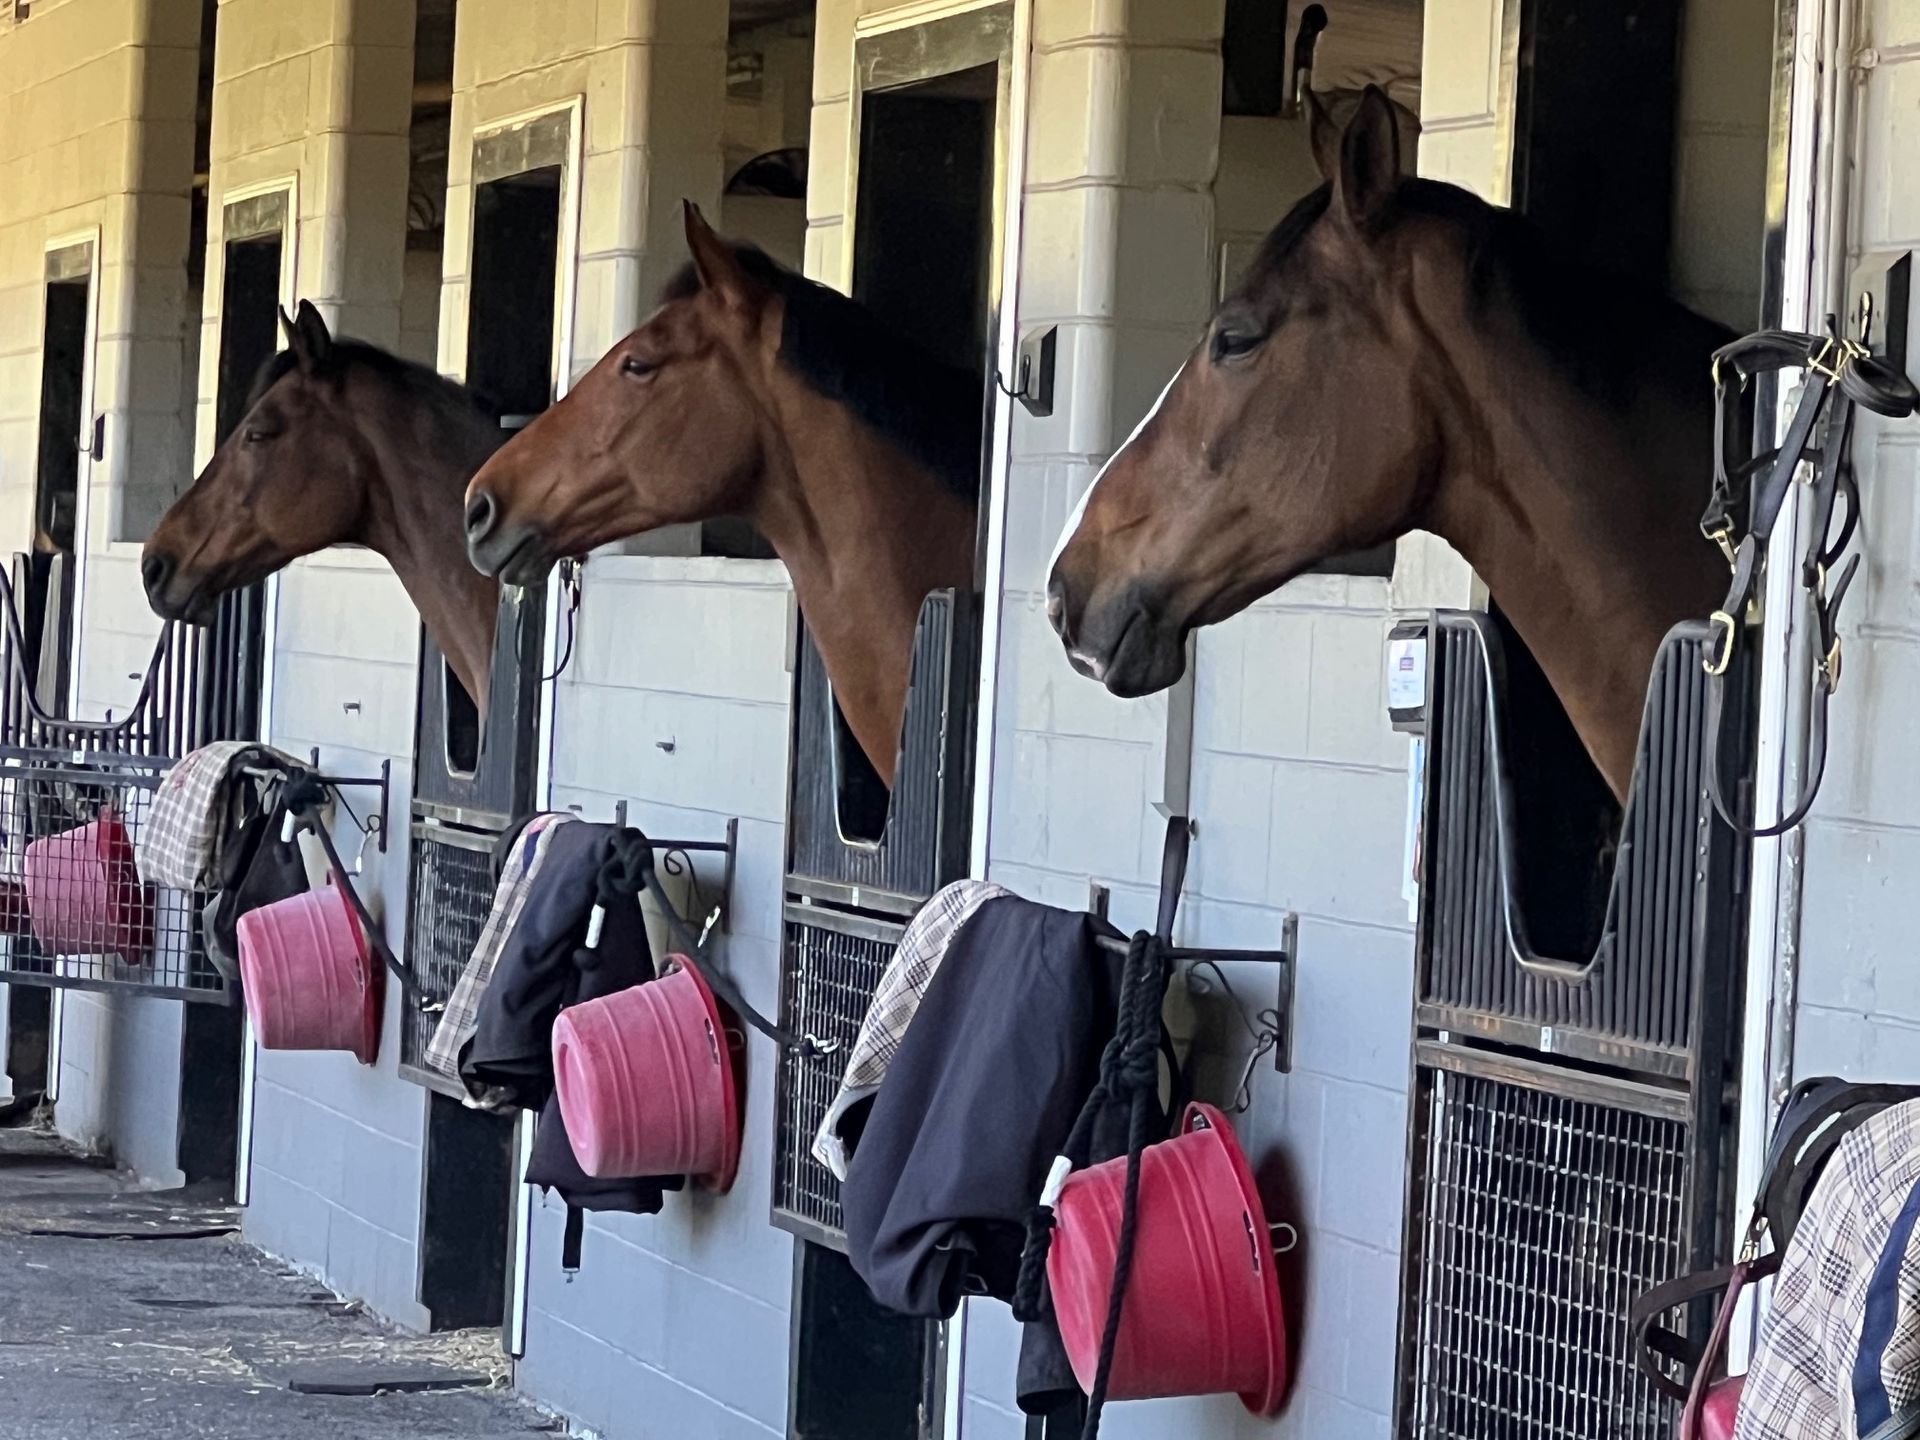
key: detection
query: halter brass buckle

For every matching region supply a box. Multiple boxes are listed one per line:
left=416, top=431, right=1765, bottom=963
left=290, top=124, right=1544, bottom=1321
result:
left=1819, top=634, right=1843, bottom=691
left=1705, top=523, right=1737, bottom=568
left=1705, top=611, right=1738, bottom=676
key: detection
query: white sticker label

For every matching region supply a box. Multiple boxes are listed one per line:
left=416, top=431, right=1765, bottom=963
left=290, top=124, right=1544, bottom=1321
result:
left=1387, top=636, right=1428, bottom=711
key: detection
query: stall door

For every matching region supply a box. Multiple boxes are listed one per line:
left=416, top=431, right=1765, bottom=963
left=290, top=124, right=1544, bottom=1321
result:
left=774, top=8, right=1016, bottom=1439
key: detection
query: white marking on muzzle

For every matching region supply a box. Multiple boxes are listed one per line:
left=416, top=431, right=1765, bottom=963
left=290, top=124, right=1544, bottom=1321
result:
left=1045, top=359, right=1190, bottom=583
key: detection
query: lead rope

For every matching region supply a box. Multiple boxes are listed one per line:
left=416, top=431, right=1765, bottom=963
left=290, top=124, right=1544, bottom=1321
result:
left=1011, top=930, right=1170, bottom=1440
left=593, top=828, right=836, bottom=1059
left=281, top=773, right=435, bottom=1013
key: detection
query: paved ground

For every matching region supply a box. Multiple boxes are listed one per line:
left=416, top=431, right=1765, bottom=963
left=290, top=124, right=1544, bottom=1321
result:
left=0, top=1123, right=559, bottom=1438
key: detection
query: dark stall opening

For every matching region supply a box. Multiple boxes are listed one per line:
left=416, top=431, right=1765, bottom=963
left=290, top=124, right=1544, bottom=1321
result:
left=822, top=60, right=994, bottom=844
left=418, top=1092, right=514, bottom=1330
left=467, top=167, right=561, bottom=418
left=28, top=270, right=89, bottom=695
left=5, top=986, right=51, bottom=1107
left=215, top=234, right=284, bottom=446
left=789, top=1242, right=937, bottom=1440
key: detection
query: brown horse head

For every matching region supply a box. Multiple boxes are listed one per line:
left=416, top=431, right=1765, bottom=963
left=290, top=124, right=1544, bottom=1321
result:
left=1048, top=87, right=1438, bottom=696
left=1048, top=85, right=1729, bottom=797
left=143, top=301, right=506, bottom=707
left=464, top=203, right=981, bottom=785
left=463, top=205, right=783, bottom=586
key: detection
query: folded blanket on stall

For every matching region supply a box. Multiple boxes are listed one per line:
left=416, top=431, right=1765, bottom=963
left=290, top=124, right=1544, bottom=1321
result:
left=813, top=878, right=1010, bottom=1180
left=841, top=892, right=1150, bottom=1415
left=1738, top=1099, right=1920, bottom=1440
left=423, top=812, right=573, bottom=1086
left=137, top=740, right=310, bottom=890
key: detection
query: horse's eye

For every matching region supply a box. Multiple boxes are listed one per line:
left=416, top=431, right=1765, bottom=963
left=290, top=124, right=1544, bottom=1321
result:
left=1210, top=328, right=1265, bottom=364
left=243, top=428, right=278, bottom=445
left=620, top=356, right=658, bottom=379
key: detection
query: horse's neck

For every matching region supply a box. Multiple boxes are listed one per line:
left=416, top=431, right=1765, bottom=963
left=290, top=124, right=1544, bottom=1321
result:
left=751, top=408, right=976, bottom=787
left=362, top=414, right=503, bottom=714
left=1429, top=309, right=1726, bottom=795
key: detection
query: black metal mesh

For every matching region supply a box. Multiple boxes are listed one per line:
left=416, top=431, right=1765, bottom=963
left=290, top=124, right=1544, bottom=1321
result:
left=773, top=909, right=903, bottom=1241
left=1401, top=1064, right=1689, bottom=1440
left=399, top=822, right=498, bottom=1088
left=0, top=747, right=228, bottom=1001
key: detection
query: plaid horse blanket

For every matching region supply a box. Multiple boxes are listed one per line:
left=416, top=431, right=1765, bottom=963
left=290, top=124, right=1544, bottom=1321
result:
left=1739, top=1098, right=1920, bottom=1440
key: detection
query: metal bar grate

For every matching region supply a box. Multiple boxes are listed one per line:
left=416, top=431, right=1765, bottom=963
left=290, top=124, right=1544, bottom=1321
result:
left=773, top=907, right=904, bottom=1241
left=1401, top=1061, right=1688, bottom=1440
left=0, top=746, right=228, bottom=1001
left=398, top=820, right=498, bottom=1091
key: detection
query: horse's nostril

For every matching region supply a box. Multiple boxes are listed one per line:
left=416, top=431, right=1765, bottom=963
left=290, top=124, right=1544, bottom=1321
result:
left=141, top=551, right=173, bottom=598
left=1046, top=576, right=1073, bottom=642
left=465, top=490, right=497, bottom=541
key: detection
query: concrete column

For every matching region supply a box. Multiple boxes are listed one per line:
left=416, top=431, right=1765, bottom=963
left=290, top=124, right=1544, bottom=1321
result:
left=442, top=0, right=726, bottom=388
left=198, top=0, right=417, bottom=465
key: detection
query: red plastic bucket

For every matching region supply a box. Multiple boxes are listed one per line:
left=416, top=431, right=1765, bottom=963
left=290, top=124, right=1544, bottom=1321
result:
left=237, top=883, right=379, bottom=1063
left=552, top=955, right=743, bottom=1193
left=1048, top=1102, right=1290, bottom=1416
left=23, top=808, right=153, bottom=964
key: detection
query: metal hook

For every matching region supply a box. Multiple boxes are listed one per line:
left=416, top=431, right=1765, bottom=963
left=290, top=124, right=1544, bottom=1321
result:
left=1186, top=958, right=1283, bottom=1112
left=1270, top=1221, right=1299, bottom=1256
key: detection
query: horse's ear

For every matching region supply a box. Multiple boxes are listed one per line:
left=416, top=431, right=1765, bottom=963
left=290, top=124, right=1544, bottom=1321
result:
left=286, top=299, right=334, bottom=373
left=683, top=200, right=752, bottom=306
left=1305, top=88, right=1341, bottom=184
left=1334, top=85, right=1402, bottom=231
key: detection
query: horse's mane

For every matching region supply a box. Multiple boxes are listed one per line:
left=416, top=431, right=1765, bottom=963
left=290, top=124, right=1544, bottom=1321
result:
left=246, top=339, right=503, bottom=431
left=660, top=247, right=982, bottom=503
left=1252, top=176, right=1736, bottom=408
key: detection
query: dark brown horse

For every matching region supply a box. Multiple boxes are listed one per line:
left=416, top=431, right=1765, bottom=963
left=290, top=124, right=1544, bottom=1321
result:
left=142, top=302, right=504, bottom=711
left=1048, top=87, right=1729, bottom=799
left=463, top=204, right=980, bottom=786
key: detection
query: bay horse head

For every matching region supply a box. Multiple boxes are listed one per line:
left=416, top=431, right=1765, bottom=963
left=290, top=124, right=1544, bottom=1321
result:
left=462, top=206, right=792, bottom=586
left=464, top=203, right=980, bottom=785
left=1047, top=86, right=1728, bottom=796
left=142, top=301, right=506, bottom=708
left=1049, top=87, right=1436, bottom=697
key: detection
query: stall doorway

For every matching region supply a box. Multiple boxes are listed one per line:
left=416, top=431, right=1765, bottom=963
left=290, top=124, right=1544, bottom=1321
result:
left=408, top=105, right=573, bottom=1345
left=776, top=8, right=1012, bottom=1439
left=183, top=190, right=288, bottom=1196
left=28, top=238, right=97, bottom=713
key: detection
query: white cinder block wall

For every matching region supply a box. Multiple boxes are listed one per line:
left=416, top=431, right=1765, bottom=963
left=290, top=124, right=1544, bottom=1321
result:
left=1793, top=0, right=1920, bottom=1084
left=519, top=557, right=798, bottom=1440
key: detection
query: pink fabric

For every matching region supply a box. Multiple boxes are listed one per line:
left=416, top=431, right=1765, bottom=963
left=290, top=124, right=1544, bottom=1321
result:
left=23, top=809, right=153, bottom=964
left=1701, top=1379, right=1745, bottom=1440
left=552, top=956, right=742, bottom=1193
left=238, top=883, right=378, bottom=1063
left=1048, top=1103, right=1290, bottom=1416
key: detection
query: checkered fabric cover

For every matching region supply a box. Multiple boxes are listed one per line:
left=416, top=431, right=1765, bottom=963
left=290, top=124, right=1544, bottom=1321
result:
left=812, top=879, right=1010, bottom=1180
left=423, top=812, right=573, bottom=1087
left=1738, top=1099, right=1920, bottom=1440
left=136, top=741, right=304, bottom=891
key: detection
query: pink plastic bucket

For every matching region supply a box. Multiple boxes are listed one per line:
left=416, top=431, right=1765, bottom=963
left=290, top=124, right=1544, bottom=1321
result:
left=23, top=809, right=153, bottom=964
left=237, top=883, right=379, bottom=1063
left=1048, top=1102, right=1290, bottom=1416
left=552, top=955, right=743, bottom=1193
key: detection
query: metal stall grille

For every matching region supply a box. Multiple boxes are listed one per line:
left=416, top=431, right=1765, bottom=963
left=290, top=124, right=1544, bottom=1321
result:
left=0, top=749, right=226, bottom=1000
left=786, top=589, right=977, bottom=906
left=1417, top=615, right=1737, bottom=1073
left=398, top=820, right=499, bottom=1094
left=773, top=904, right=905, bottom=1247
left=1401, top=1055, right=1690, bottom=1440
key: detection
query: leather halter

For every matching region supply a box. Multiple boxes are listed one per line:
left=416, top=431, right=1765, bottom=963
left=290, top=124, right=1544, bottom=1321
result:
left=1699, top=319, right=1917, bottom=837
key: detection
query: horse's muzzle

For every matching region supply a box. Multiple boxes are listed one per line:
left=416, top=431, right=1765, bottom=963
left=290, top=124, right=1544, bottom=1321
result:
left=140, top=549, right=218, bottom=627
left=1048, top=573, right=1188, bottom=698
left=464, top=488, right=556, bottom=585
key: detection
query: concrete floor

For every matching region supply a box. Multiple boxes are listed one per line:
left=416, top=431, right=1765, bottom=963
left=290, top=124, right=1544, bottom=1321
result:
left=0, top=1125, right=557, bottom=1439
